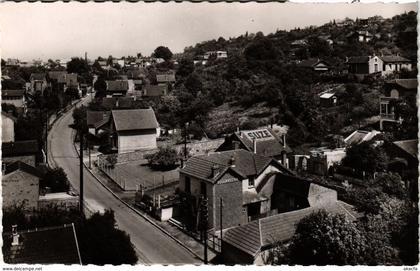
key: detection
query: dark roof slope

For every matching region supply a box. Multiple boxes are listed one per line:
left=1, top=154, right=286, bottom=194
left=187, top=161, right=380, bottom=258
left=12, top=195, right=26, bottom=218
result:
left=111, top=108, right=158, bottom=131
left=386, top=78, right=418, bottom=90
left=2, top=140, right=39, bottom=157
left=106, top=80, right=129, bottom=92
left=3, top=224, right=81, bottom=264
left=347, top=56, right=370, bottom=64
left=380, top=55, right=410, bottom=63
left=30, top=73, right=46, bottom=81
left=180, top=149, right=289, bottom=183
left=3, top=161, right=44, bottom=178
left=144, top=84, right=167, bottom=97
left=2, top=89, right=25, bottom=97
left=393, top=139, right=418, bottom=159
left=297, top=58, right=330, bottom=68
left=87, top=111, right=110, bottom=128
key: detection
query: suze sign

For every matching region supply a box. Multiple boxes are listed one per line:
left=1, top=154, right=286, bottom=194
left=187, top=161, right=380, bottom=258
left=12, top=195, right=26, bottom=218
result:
left=245, top=129, right=273, bottom=141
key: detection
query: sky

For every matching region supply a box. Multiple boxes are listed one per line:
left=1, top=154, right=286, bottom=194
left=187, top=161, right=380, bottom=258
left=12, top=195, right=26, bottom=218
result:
left=0, top=2, right=417, bottom=61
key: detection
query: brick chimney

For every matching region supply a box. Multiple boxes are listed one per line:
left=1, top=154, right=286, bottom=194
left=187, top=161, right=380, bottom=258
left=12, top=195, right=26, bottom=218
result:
left=12, top=225, right=19, bottom=246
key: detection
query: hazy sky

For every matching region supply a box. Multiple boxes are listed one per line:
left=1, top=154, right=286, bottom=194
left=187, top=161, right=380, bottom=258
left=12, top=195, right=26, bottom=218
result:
left=0, top=2, right=417, bottom=61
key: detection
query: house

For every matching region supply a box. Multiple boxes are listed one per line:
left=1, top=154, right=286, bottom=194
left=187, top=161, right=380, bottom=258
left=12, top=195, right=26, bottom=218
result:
left=87, top=111, right=111, bottom=136
left=386, top=139, right=418, bottom=185
left=2, top=112, right=17, bottom=143
left=2, top=224, right=82, bottom=264
left=379, top=79, right=417, bottom=130
left=2, top=89, right=26, bottom=110
left=344, top=130, right=381, bottom=146
left=109, top=108, right=159, bottom=153
left=307, top=147, right=346, bottom=176
left=48, top=70, right=67, bottom=84
left=101, top=96, right=135, bottom=110
left=346, top=30, right=373, bottom=43
left=346, top=55, right=383, bottom=75
left=2, top=140, right=39, bottom=167
left=223, top=192, right=358, bottom=264
left=379, top=55, right=412, bottom=75
left=319, top=92, right=337, bottom=107
left=178, top=149, right=294, bottom=232
left=29, top=73, right=48, bottom=95
left=297, top=58, right=331, bottom=72
left=142, top=84, right=168, bottom=99
left=156, top=70, right=176, bottom=84
left=290, top=39, right=308, bottom=47
left=204, top=51, right=228, bottom=60
left=2, top=161, right=43, bottom=211
left=106, top=80, right=129, bottom=97
left=216, top=128, right=292, bottom=167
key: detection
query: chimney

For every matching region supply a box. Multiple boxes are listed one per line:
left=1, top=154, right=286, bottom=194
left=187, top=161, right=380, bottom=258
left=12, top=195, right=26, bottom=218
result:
left=253, top=138, right=257, bottom=154
left=211, top=164, right=220, bottom=178
left=283, top=134, right=287, bottom=148
left=12, top=225, right=19, bottom=246
left=229, top=155, right=236, bottom=167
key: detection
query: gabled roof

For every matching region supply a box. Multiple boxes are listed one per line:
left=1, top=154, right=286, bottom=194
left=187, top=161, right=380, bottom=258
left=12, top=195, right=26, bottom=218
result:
left=380, top=55, right=410, bottom=63
left=3, top=161, right=43, bottom=178
left=2, top=140, right=39, bottom=157
left=393, top=139, right=418, bottom=160
left=180, top=149, right=289, bottom=184
left=319, top=92, right=336, bottom=99
left=30, top=73, right=46, bottom=81
left=224, top=201, right=358, bottom=257
left=111, top=108, right=158, bottom=132
left=386, top=79, right=418, bottom=90
left=2, top=89, right=25, bottom=97
left=298, top=58, right=330, bottom=68
left=344, top=130, right=381, bottom=145
left=2, top=224, right=81, bottom=264
left=87, top=111, right=110, bottom=128
left=1, top=111, right=18, bottom=122
left=106, top=80, right=129, bottom=92
left=156, top=71, right=176, bottom=83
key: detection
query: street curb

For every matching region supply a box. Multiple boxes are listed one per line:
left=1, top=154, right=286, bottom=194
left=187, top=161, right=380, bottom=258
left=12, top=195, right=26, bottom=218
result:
left=70, top=130, right=204, bottom=262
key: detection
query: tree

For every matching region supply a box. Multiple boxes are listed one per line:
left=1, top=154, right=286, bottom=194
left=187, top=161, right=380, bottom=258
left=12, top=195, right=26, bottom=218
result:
left=153, top=46, right=173, bottom=61
left=94, top=77, right=107, bottom=98
left=176, top=58, right=195, bottom=78
left=144, top=146, right=178, bottom=170
left=72, top=105, right=88, bottom=133
left=286, top=210, right=366, bottom=265
left=41, top=167, right=70, bottom=193
left=342, top=141, right=389, bottom=173
left=67, top=57, right=90, bottom=75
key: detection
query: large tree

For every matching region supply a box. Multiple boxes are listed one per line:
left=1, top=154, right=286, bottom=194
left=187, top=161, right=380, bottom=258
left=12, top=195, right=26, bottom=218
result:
left=153, top=46, right=173, bottom=61
left=341, top=141, right=389, bottom=173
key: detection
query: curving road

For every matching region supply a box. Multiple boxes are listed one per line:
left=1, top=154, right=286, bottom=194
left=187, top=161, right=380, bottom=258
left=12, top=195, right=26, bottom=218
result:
left=48, top=95, right=200, bottom=265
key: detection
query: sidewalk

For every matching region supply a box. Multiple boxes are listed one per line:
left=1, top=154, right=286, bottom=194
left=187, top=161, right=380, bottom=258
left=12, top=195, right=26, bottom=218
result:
left=79, top=146, right=217, bottom=262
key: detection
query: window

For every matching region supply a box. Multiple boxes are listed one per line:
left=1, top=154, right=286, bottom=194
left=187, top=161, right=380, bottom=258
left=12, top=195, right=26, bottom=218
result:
left=185, top=176, right=191, bottom=193
left=248, top=177, right=255, bottom=188
left=380, top=103, right=387, bottom=115
left=374, top=64, right=378, bottom=72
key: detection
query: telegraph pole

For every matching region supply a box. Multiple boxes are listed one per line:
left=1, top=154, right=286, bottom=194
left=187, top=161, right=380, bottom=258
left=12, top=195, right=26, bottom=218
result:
left=45, top=110, right=48, bottom=165
left=79, top=129, right=84, bottom=217
left=220, top=197, right=223, bottom=254
left=200, top=196, right=209, bottom=264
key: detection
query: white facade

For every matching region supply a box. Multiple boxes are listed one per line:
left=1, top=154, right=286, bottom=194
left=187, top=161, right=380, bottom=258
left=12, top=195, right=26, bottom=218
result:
left=117, top=130, right=158, bottom=153
left=2, top=113, right=15, bottom=143
left=382, top=62, right=412, bottom=75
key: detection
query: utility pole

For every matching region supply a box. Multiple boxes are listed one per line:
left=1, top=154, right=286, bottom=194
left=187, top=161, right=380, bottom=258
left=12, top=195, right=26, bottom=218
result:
left=220, top=197, right=223, bottom=254
left=45, top=110, right=48, bottom=165
left=200, top=196, right=209, bottom=264
left=79, top=129, right=84, bottom=217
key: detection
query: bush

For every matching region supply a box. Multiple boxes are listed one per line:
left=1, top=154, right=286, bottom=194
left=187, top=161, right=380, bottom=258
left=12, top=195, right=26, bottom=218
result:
left=145, top=146, right=179, bottom=170
left=41, top=167, right=70, bottom=193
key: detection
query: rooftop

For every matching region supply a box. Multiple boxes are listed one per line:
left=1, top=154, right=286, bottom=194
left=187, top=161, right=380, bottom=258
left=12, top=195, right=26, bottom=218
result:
left=111, top=108, right=159, bottom=132
left=2, top=140, right=39, bottom=157
left=106, top=80, right=129, bottom=92
left=393, top=139, right=418, bottom=160
left=2, top=89, right=25, bottom=97
left=380, top=55, right=410, bottom=63
left=3, top=161, right=44, bottom=178
left=386, top=78, right=418, bottom=90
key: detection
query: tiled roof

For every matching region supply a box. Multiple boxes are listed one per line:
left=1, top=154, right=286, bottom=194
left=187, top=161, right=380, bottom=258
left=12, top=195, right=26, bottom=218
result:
left=156, top=72, right=176, bottom=83
left=3, top=161, right=44, bottom=178
left=111, top=108, right=158, bottom=131
left=87, top=111, right=110, bottom=128
left=2, top=140, right=39, bottom=157
left=2, top=89, right=25, bottom=97
left=144, top=84, right=167, bottom=97
left=344, top=130, right=381, bottom=145
left=346, top=56, right=370, bottom=64
left=3, top=224, right=81, bottom=264
left=386, top=78, right=418, bottom=90
left=380, top=55, right=410, bottom=63
left=298, top=58, right=330, bottom=68
left=106, top=80, right=129, bottom=92
left=48, top=71, right=67, bottom=83
left=224, top=201, right=358, bottom=257
left=180, top=149, right=287, bottom=183
left=393, top=139, right=418, bottom=159
left=233, top=129, right=291, bottom=157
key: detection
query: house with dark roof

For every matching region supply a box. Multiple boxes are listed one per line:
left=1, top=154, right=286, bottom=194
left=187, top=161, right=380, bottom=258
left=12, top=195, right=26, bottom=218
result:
left=223, top=198, right=358, bottom=264
left=2, top=89, right=26, bottom=110
left=29, top=73, right=48, bottom=95
left=346, top=30, right=373, bottom=43
left=101, top=96, right=135, bottom=110
left=386, top=139, right=418, bottom=189
left=142, top=84, right=168, bottom=99
left=380, top=55, right=412, bottom=75
left=2, top=111, right=17, bottom=143
left=109, top=108, right=159, bottom=153
left=179, top=149, right=295, bottom=232
left=106, top=80, right=129, bottom=97
left=156, top=70, right=176, bottom=84
left=344, top=130, right=381, bottom=146
left=297, top=58, right=331, bottom=72
left=379, top=78, right=417, bottom=130
left=346, top=55, right=383, bottom=75
left=3, top=224, right=82, bottom=264
left=2, top=140, right=39, bottom=167
left=2, top=161, right=43, bottom=211
left=87, top=111, right=111, bottom=136
left=216, top=128, right=292, bottom=167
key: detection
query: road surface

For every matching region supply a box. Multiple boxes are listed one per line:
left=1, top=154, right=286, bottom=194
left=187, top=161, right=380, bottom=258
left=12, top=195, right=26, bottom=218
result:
left=48, top=96, right=200, bottom=264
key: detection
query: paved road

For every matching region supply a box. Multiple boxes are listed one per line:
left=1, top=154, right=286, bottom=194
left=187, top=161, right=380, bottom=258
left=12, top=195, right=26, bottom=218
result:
left=48, top=96, right=200, bottom=265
